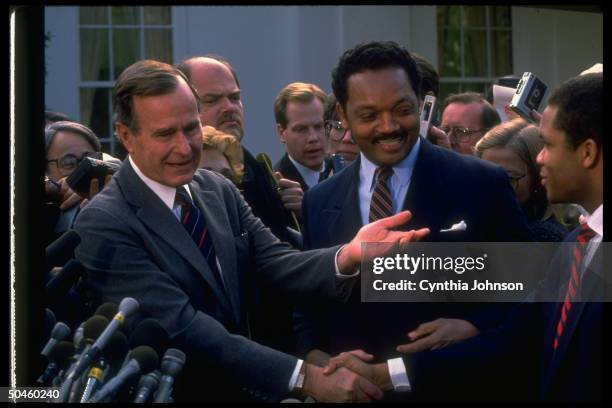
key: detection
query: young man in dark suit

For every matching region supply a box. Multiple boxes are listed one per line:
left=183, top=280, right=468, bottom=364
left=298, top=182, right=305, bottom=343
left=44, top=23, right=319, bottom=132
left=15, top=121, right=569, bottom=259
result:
left=321, top=71, right=604, bottom=402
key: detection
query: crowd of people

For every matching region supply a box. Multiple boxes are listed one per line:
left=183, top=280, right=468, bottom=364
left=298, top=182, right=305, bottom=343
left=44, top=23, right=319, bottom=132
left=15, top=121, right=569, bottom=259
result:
left=42, top=40, right=604, bottom=402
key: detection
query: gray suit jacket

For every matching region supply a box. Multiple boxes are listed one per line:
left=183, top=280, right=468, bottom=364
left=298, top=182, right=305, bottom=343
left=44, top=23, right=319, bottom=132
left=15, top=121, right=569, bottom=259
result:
left=74, top=159, right=352, bottom=402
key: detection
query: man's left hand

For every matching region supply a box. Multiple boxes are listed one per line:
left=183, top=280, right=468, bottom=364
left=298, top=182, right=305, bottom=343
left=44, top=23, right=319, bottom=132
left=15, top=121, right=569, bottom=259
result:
left=274, top=172, right=304, bottom=215
left=322, top=350, right=393, bottom=392
left=337, top=211, right=430, bottom=273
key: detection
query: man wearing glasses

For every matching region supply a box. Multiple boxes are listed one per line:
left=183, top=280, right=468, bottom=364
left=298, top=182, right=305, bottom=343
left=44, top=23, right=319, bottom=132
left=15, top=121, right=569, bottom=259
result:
left=323, top=93, right=360, bottom=165
left=439, top=92, right=501, bottom=155
left=44, top=121, right=104, bottom=246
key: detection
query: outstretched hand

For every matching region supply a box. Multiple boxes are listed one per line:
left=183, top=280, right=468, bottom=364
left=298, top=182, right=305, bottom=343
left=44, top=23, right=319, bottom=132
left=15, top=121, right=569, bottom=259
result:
left=321, top=350, right=393, bottom=392
left=396, top=318, right=480, bottom=354
left=337, top=211, right=430, bottom=273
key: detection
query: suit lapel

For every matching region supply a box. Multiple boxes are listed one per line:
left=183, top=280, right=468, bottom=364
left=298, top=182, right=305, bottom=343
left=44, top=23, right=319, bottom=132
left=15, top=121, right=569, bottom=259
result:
left=281, top=154, right=309, bottom=192
left=117, top=161, right=235, bottom=320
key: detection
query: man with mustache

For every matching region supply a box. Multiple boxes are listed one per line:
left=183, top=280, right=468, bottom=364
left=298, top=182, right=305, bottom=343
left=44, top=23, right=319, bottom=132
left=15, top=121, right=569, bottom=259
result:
left=296, top=41, right=532, bottom=400
left=176, top=55, right=303, bottom=246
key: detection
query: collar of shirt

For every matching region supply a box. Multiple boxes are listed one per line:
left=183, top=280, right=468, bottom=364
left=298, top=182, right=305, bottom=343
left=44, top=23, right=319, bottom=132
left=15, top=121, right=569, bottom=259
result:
left=360, top=136, right=421, bottom=192
left=288, top=154, right=325, bottom=189
left=129, top=155, right=193, bottom=211
left=581, top=204, right=603, bottom=238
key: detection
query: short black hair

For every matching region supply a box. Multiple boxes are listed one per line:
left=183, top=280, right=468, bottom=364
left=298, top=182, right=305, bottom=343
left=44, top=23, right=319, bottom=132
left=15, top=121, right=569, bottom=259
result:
left=331, top=41, right=421, bottom=109
left=45, top=110, right=72, bottom=124
left=443, top=92, right=501, bottom=131
left=547, top=72, right=602, bottom=149
left=411, top=53, right=439, bottom=98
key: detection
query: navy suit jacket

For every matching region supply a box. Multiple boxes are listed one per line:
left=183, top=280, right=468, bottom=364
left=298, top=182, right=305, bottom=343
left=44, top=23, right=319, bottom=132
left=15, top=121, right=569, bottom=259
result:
left=297, top=138, right=532, bottom=397
left=74, top=159, right=354, bottom=402
left=406, top=226, right=606, bottom=402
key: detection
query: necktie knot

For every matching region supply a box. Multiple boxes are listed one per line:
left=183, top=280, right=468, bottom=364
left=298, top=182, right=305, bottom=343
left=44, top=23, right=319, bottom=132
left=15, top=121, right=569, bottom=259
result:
left=578, top=222, right=596, bottom=245
left=175, top=186, right=191, bottom=206
left=375, top=166, right=393, bottom=183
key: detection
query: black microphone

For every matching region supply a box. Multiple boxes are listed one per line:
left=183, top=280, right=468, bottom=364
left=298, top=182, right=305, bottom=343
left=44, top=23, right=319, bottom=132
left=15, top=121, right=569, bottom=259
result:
left=57, top=315, right=109, bottom=402
left=79, top=331, right=129, bottom=403
left=37, top=341, right=75, bottom=385
left=46, top=259, right=84, bottom=302
left=69, top=297, right=139, bottom=381
left=88, top=345, right=159, bottom=403
left=45, top=229, right=81, bottom=271
left=132, top=370, right=160, bottom=403
left=153, top=348, right=186, bottom=403
left=128, top=318, right=169, bottom=357
left=256, top=153, right=301, bottom=231
left=41, top=321, right=71, bottom=357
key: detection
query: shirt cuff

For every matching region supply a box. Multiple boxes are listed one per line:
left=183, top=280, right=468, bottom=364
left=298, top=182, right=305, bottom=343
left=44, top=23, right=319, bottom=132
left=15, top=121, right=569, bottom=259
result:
left=334, top=245, right=360, bottom=278
left=387, top=358, right=411, bottom=392
left=288, top=359, right=304, bottom=392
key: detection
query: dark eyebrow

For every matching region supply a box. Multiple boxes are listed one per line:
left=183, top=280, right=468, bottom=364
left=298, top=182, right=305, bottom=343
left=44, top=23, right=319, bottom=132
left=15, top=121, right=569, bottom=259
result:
left=151, top=126, right=177, bottom=137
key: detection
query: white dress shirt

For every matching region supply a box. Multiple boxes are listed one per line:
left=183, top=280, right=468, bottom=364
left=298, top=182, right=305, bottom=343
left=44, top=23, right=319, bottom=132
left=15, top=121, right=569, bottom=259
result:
left=577, top=204, right=603, bottom=275
left=288, top=154, right=325, bottom=189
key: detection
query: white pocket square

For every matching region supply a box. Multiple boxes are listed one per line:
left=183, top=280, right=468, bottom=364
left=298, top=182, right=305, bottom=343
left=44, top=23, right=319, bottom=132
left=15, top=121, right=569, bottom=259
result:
left=440, top=220, right=467, bottom=233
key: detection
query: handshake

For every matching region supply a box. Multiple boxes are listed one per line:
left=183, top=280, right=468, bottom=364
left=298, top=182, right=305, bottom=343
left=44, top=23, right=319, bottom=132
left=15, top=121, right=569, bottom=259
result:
left=297, top=350, right=392, bottom=403
left=296, top=318, right=480, bottom=402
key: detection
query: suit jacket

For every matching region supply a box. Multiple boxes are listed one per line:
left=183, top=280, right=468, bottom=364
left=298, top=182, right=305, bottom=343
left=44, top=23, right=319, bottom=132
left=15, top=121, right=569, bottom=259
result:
left=274, top=153, right=309, bottom=192
left=74, top=159, right=353, bottom=402
left=406, top=226, right=606, bottom=402
left=296, top=138, right=532, bottom=398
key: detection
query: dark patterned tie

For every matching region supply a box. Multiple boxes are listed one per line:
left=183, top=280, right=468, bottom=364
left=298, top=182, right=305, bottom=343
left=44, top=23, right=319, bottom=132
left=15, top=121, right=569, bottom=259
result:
left=369, top=167, right=394, bottom=223
left=175, top=187, right=225, bottom=291
left=552, top=222, right=596, bottom=350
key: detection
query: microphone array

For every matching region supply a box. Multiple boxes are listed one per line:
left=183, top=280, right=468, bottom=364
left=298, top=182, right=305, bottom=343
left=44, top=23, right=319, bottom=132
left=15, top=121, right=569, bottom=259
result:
left=40, top=300, right=186, bottom=403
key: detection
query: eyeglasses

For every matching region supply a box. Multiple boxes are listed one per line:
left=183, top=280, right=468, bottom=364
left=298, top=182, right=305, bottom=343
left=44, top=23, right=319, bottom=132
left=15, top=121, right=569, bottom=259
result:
left=507, top=173, right=526, bottom=190
left=47, top=151, right=103, bottom=175
left=324, top=120, right=348, bottom=141
left=439, top=126, right=487, bottom=143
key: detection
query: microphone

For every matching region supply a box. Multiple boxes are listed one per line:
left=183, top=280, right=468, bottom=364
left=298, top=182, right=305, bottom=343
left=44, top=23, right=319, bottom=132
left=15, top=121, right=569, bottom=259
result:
left=56, top=315, right=109, bottom=402
left=88, top=345, right=159, bottom=403
left=128, top=318, right=169, bottom=357
left=41, top=321, right=71, bottom=357
left=69, top=297, right=139, bottom=380
left=45, top=229, right=81, bottom=271
left=256, top=153, right=300, bottom=231
left=79, top=331, right=129, bottom=403
left=132, top=370, right=160, bottom=403
left=72, top=322, right=85, bottom=352
left=45, top=308, right=57, bottom=339
left=46, top=259, right=84, bottom=302
left=153, top=348, right=186, bottom=403
left=95, top=302, right=118, bottom=322
left=37, top=341, right=75, bottom=385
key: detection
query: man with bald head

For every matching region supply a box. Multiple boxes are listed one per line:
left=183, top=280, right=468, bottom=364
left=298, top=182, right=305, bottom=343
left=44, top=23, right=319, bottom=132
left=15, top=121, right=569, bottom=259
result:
left=177, top=56, right=303, bottom=246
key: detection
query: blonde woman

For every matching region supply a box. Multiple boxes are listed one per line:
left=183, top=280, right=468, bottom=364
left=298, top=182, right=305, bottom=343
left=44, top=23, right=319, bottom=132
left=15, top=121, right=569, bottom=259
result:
left=199, top=125, right=245, bottom=185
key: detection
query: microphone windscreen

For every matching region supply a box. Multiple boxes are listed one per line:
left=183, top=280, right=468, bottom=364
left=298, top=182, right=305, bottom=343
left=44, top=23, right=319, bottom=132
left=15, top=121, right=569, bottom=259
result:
left=50, top=341, right=75, bottom=366
left=94, top=302, right=118, bottom=322
left=128, top=319, right=169, bottom=355
left=105, top=331, right=129, bottom=363
left=50, top=322, right=71, bottom=341
left=160, top=348, right=186, bottom=376
left=130, top=346, right=159, bottom=374
left=83, top=315, right=109, bottom=342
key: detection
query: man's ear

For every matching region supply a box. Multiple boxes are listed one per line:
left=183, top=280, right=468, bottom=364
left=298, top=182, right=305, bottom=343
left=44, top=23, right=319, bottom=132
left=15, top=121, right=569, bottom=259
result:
left=115, top=122, right=134, bottom=153
left=337, top=102, right=347, bottom=127
left=580, top=138, right=601, bottom=169
left=276, top=123, right=286, bottom=144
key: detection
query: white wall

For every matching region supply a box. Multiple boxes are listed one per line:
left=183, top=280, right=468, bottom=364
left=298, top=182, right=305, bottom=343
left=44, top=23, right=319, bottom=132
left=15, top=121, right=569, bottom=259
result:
left=512, top=7, right=603, bottom=105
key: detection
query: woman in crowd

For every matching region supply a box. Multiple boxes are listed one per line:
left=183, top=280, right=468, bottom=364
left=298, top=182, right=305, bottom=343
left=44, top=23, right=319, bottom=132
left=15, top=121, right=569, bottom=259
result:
left=199, top=125, right=245, bottom=184
left=475, top=118, right=567, bottom=241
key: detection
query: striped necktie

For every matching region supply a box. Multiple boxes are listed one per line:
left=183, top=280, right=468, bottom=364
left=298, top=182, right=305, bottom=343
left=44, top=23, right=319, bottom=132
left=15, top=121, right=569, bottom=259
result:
left=369, top=167, right=394, bottom=223
left=552, top=222, right=596, bottom=350
left=175, top=187, right=224, bottom=290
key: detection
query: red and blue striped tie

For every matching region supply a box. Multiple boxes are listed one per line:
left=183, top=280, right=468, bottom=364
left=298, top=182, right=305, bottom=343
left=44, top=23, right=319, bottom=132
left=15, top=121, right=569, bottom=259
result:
left=552, top=222, right=596, bottom=350
left=176, top=187, right=224, bottom=290
left=369, top=167, right=394, bottom=223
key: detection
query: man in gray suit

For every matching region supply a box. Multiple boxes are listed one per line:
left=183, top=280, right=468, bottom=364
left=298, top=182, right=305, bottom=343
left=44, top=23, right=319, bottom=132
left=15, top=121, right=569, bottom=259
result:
left=73, top=59, right=429, bottom=402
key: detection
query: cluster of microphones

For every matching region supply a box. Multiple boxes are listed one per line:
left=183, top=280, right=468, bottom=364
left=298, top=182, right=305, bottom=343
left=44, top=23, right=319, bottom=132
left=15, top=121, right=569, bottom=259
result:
left=40, top=297, right=186, bottom=403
